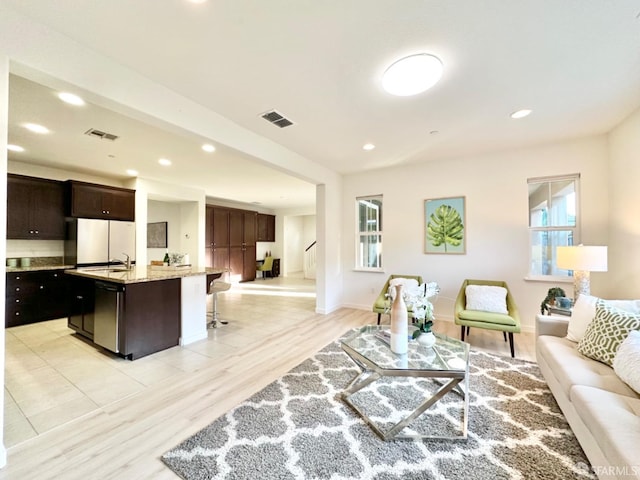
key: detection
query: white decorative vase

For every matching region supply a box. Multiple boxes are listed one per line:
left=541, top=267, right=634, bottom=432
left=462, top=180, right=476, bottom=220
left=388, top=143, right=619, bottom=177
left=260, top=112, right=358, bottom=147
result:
left=390, top=284, right=408, bottom=354
left=417, top=331, right=436, bottom=348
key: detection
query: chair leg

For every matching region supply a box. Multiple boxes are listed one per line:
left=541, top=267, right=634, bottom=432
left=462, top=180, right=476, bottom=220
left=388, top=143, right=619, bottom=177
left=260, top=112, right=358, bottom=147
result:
left=503, top=331, right=507, bottom=342
left=460, top=325, right=466, bottom=341
left=508, top=332, right=515, bottom=358
left=377, top=313, right=381, bottom=325
left=466, top=326, right=470, bottom=336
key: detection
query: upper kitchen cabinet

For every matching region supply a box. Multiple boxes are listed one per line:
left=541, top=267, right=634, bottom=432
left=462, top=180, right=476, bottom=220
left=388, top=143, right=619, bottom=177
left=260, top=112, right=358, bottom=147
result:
left=257, top=213, right=276, bottom=242
left=7, top=174, right=65, bottom=240
left=67, top=180, right=135, bottom=221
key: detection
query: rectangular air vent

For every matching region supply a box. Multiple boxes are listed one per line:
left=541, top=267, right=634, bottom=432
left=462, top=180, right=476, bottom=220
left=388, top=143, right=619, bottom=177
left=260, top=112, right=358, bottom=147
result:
left=84, top=128, right=119, bottom=141
left=261, top=110, right=294, bottom=128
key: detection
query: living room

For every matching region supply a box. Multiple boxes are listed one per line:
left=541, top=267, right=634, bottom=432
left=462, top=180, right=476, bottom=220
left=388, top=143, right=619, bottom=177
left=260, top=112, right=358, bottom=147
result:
left=1, top=2, right=640, bottom=479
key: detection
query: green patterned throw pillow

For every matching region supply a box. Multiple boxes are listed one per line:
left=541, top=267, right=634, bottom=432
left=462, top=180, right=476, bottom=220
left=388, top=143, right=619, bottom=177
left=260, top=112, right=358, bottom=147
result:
left=577, top=300, right=640, bottom=366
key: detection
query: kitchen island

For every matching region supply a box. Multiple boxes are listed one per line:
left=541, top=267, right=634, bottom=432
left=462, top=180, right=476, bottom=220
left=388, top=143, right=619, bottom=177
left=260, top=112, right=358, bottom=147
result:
left=66, top=266, right=226, bottom=360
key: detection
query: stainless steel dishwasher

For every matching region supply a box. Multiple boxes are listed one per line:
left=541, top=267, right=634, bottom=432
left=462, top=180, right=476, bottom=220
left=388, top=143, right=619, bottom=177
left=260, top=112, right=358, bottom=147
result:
left=94, top=281, right=125, bottom=353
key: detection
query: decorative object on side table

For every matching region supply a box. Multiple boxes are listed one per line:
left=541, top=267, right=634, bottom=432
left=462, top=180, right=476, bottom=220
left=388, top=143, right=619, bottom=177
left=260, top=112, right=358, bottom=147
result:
left=540, top=286, right=566, bottom=315
left=389, top=284, right=409, bottom=354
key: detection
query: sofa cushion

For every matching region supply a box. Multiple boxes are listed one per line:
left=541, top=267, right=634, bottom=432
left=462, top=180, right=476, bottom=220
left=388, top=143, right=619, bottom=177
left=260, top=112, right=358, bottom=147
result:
left=537, top=335, right=637, bottom=399
left=613, top=330, right=640, bottom=394
left=571, top=385, right=640, bottom=474
left=465, top=285, right=508, bottom=314
left=567, top=295, right=640, bottom=343
left=577, top=301, right=640, bottom=366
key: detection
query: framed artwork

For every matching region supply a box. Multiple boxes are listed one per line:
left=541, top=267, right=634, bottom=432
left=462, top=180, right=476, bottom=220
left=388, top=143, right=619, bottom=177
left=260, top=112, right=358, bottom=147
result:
left=147, top=221, right=168, bottom=248
left=424, top=196, right=466, bottom=254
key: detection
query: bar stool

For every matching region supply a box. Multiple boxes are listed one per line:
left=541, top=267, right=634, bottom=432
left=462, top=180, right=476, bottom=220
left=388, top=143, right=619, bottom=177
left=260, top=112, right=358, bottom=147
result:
left=207, top=279, right=231, bottom=328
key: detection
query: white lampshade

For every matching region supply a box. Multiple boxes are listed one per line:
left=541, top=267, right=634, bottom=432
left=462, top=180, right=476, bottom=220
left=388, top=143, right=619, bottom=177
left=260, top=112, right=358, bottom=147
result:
left=556, top=245, right=608, bottom=272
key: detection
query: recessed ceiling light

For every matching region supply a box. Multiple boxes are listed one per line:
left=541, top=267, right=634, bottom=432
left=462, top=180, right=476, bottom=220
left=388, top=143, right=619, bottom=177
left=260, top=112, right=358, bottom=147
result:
left=7, top=144, right=25, bottom=152
left=126, top=169, right=139, bottom=176
left=58, top=92, right=85, bottom=106
left=24, top=123, right=49, bottom=134
left=382, top=53, right=443, bottom=96
left=202, top=144, right=216, bottom=153
left=363, top=143, right=376, bottom=151
left=158, top=158, right=172, bottom=166
left=511, top=109, right=532, bottom=119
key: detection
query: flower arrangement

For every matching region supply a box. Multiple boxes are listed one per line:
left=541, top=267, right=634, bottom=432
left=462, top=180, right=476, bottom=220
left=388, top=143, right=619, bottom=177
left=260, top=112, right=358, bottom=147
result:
left=403, top=281, right=439, bottom=338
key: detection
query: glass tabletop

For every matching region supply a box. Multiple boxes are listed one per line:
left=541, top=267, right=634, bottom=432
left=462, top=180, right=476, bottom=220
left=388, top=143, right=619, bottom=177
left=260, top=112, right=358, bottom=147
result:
left=341, top=325, right=469, bottom=373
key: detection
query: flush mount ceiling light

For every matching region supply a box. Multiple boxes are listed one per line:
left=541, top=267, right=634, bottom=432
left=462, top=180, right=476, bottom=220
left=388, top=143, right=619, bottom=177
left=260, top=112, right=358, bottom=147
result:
left=58, top=92, right=85, bottom=106
left=158, top=158, right=172, bottom=166
left=202, top=144, right=216, bottom=153
left=126, top=169, right=139, bottom=176
left=24, top=123, right=49, bottom=134
left=511, top=109, right=532, bottom=119
left=382, top=53, right=443, bottom=96
left=362, top=143, right=376, bottom=151
left=7, top=144, right=25, bottom=152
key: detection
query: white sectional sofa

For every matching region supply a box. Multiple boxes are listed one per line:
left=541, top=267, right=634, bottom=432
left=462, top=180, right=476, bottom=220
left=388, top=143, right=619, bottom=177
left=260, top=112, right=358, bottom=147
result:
left=536, top=313, right=640, bottom=480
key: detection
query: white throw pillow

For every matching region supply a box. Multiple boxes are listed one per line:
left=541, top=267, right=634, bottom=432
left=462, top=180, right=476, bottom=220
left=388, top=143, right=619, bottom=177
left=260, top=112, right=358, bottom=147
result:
left=613, top=330, right=640, bottom=394
left=387, top=278, right=419, bottom=300
left=567, top=295, right=640, bottom=343
left=566, top=294, right=598, bottom=342
left=465, top=285, right=508, bottom=314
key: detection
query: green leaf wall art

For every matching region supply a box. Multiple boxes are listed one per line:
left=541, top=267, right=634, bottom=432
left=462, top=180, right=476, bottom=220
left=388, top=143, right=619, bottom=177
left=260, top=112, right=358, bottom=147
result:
left=425, top=196, right=466, bottom=254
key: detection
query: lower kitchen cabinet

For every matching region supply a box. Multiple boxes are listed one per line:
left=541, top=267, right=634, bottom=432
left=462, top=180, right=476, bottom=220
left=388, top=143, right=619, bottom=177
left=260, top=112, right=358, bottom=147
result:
left=119, top=279, right=181, bottom=360
left=5, top=269, right=70, bottom=328
left=67, top=276, right=96, bottom=339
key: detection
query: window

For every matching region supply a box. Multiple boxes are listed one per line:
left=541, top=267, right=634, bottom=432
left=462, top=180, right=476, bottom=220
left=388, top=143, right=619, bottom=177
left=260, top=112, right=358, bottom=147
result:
left=356, top=195, right=383, bottom=270
left=528, top=174, right=580, bottom=279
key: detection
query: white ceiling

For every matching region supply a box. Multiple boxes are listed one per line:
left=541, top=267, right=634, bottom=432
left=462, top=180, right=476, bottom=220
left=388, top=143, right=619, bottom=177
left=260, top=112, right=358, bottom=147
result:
left=5, top=1, right=640, bottom=208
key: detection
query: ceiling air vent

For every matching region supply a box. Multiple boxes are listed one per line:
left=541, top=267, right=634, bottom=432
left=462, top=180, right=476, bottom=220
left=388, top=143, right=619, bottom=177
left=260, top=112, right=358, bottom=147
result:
left=84, top=128, right=119, bottom=141
left=261, top=110, right=294, bottom=128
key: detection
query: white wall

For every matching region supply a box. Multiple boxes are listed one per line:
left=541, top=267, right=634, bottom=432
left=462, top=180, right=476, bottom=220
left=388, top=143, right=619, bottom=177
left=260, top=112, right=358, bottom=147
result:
left=147, top=200, right=181, bottom=262
left=608, top=106, right=640, bottom=299
left=0, top=51, right=9, bottom=467
left=341, top=136, right=610, bottom=331
left=284, top=216, right=304, bottom=274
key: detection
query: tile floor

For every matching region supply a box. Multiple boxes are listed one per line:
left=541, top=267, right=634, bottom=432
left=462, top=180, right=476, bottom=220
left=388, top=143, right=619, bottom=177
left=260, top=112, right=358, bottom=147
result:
left=3, top=273, right=317, bottom=448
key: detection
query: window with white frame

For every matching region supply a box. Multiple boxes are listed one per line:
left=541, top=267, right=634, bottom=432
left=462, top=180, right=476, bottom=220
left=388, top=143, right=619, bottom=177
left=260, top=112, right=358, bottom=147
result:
left=356, top=195, right=383, bottom=270
left=528, top=174, right=580, bottom=278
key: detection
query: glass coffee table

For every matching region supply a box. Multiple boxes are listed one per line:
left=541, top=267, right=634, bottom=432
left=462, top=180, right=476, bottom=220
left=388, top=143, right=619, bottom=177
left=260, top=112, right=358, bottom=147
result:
left=340, top=325, right=470, bottom=441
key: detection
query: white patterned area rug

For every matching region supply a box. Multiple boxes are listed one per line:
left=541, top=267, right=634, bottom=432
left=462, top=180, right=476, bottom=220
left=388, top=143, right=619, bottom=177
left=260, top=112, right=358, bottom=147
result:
left=162, top=336, right=595, bottom=480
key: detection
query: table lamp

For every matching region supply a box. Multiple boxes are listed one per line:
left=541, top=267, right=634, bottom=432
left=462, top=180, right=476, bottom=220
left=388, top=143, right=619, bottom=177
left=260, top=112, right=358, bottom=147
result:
left=556, top=245, right=608, bottom=301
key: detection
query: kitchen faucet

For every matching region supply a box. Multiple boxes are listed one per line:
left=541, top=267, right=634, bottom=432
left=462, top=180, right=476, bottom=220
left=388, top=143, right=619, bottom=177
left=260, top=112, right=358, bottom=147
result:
left=109, top=253, right=132, bottom=270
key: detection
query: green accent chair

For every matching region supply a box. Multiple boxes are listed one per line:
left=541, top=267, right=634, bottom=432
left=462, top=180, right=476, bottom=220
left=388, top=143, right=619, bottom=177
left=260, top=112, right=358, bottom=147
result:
left=454, top=279, right=521, bottom=357
left=256, top=256, right=274, bottom=279
left=372, top=274, right=423, bottom=325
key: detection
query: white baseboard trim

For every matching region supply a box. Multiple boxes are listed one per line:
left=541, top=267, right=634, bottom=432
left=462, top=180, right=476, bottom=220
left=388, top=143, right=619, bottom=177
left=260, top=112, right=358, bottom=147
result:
left=0, top=444, right=6, bottom=469
left=180, top=330, right=208, bottom=346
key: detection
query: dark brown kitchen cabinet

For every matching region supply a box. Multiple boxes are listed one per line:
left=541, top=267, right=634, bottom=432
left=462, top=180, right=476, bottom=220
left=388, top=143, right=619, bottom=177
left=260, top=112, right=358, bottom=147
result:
left=206, top=206, right=256, bottom=282
left=7, top=174, right=65, bottom=240
left=67, top=275, right=96, bottom=339
left=119, top=279, right=181, bottom=360
left=67, top=180, right=135, bottom=221
left=5, top=269, right=69, bottom=328
left=229, top=209, right=257, bottom=282
left=257, top=213, right=276, bottom=242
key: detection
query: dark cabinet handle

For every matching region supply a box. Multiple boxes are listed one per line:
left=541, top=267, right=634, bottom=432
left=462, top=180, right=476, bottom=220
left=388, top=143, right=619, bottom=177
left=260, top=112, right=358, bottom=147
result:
left=15, top=287, right=20, bottom=292
left=40, top=285, right=44, bottom=289
left=15, top=299, right=20, bottom=303
left=15, top=312, right=19, bottom=316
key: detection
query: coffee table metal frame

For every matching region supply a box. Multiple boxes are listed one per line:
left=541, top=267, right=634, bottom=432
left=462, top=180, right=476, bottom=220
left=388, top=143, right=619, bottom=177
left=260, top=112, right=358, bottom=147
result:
left=340, top=325, right=470, bottom=441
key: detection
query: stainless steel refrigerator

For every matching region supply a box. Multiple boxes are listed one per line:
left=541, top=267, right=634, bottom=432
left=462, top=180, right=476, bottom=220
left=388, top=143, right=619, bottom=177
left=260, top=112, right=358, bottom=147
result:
left=65, top=218, right=136, bottom=266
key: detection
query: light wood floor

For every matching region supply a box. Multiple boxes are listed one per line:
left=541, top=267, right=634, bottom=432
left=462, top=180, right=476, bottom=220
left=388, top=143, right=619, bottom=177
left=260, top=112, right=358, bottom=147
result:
left=1, top=276, right=535, bottom=479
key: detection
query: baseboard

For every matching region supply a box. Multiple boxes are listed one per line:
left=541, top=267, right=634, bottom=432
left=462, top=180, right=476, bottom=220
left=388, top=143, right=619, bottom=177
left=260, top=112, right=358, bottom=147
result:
left=180, top=330, right=208, bottom=346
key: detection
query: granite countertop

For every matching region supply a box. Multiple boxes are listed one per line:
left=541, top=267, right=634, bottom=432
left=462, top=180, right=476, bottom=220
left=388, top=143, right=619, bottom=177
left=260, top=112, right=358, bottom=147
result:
left=65, top=266, right=227, bottom=284
left=6, top=264, right=76, bottom=273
